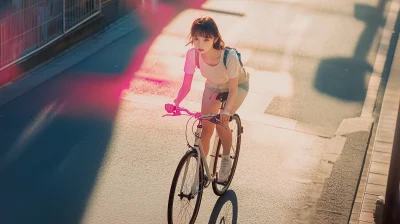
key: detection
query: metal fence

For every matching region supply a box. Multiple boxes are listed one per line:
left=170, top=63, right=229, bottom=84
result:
left=0, top=0, right=137, bottom=71
left=64, top=0, right=101, bottom=32
left=0, top=0, right=63, bottom=69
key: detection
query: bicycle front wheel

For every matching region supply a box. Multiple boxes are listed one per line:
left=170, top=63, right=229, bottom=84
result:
left=168, top=150, right=204, bottom=224
left=212, top=114, right=242, bottom=196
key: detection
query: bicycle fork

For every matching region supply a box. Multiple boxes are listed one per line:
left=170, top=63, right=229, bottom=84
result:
left=189, top=126, right=207, bottom=196
left=179, top=150, right=202, bottom=197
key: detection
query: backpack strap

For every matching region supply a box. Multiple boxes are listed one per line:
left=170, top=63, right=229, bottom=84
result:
left=223, top=47, right=243, bottom=69
left=195, top=50, right=200, bottom=69
left=223, top=48, right=228, bottom=69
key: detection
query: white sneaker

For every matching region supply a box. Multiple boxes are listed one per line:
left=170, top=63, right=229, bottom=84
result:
left=218, top=157, right=232, bottom=183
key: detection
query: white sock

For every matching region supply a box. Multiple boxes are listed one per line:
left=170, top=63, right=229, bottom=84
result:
left=222, top=154, right=230, bottom=160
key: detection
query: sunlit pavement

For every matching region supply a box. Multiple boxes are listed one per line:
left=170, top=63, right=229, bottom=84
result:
left=0, top=0, right=393, bottom=223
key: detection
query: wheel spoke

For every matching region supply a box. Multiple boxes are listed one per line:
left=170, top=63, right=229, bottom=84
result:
left=168, top=151, right=203, bottom=224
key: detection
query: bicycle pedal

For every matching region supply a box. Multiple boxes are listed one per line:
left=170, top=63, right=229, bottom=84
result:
left=203, top=175, right=210, bottom=188
left=216, top=179, right=228, bottom=185
left=215, top=173, right=227, bottom=185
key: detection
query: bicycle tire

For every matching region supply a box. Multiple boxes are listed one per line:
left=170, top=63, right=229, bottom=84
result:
left=212, top=114, right=242, bottom=196
left=168, top=150, right=204, bottom=224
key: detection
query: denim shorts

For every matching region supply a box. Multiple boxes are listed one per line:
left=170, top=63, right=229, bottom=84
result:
left=205, top=81, right=250, bottom=94
left=238, top=81, right=250, bottom=91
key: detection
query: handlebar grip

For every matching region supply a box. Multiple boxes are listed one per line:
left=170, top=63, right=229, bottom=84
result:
left=216, top=114, right=233, bottom=122
left=165, top=104, right=177, bottom=113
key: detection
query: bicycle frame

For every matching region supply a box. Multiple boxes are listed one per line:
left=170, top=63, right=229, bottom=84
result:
left=183, top=117, right=220, bottom=195
left=166, top=101, right=227, bottom=195
left=179, top=108, right=224, bottom=195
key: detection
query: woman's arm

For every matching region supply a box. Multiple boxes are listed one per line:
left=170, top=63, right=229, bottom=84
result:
left=174, top=73, right=194, bottom=106
left=223, top=50, right=241, bottom=114
left=223, top=76, right=238, bottom=114
left=175, top=48, right=196, bottom=106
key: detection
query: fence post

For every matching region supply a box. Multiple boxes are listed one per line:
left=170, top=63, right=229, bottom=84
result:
left=63, top=0, right=66, bottom=33
left=382, top=102, right=400, bottom=223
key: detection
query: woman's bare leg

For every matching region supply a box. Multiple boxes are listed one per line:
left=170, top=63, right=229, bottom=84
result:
left=216, top=86, right=249, bottom=155
left=200, top=86, right=221, bottom=157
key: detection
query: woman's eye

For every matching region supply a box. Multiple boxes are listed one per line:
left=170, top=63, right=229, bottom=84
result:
left=204, top=39, right=209, bottom=41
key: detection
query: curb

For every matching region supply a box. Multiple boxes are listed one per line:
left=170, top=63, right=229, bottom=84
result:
left=349, top=0, right=400, bottom=222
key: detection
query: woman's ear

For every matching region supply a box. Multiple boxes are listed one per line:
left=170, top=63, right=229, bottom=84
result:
left=214, top=37, right=219, bottom=43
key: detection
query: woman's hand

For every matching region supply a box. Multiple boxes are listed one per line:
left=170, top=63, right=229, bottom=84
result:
left=220, top=110, right=231, bottom=127
left=165, top=99, right=180, bottom=113
left=165, top=103, right=176, bottom=113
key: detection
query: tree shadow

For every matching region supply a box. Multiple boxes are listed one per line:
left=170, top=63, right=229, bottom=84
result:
left=314, top=2, right=385, bottom=101
left=0, top=0, right=206, bottom=223
left=314, top=58, right=372, bottom=101
left=208, top=190, right=239, bottom=224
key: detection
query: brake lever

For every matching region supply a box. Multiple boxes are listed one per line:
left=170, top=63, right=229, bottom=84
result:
left=162, top=110, right=182, bottom=118
left=210, top=117, right=229, bottom=130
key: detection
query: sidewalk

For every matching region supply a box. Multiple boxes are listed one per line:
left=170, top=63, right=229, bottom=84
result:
left=0, top=12, right=141, bottom=108
left=349, top=3, right=400, bottom=224
left=0, top=0, right=137, bottom=89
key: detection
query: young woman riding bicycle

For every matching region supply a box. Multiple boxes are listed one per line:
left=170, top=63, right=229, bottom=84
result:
left=165, top=16, right=250, bottom=182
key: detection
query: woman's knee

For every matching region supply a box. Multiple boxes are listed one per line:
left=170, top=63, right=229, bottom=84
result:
left=215, top=125, right=224, bottom=134
left=215, top=123, right=230, bottom=135
left=201, top=121, right=215, bottom=139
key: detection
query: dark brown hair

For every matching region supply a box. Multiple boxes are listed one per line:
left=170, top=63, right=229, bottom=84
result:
left=186, top=16, right=225, bottom=50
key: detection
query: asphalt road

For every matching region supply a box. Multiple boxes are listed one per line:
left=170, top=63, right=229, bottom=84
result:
left=242, top=0, right=387, bottom=132
left=0, top=80, right=326, bottom=224
left=0, top=0, right=392, bottom=223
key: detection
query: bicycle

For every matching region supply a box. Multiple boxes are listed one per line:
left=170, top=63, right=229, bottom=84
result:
left=163, top=92, right=243, bottom=224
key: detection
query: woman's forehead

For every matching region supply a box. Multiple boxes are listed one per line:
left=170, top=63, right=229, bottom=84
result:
left=192, top=28, right=214, bottom=37
left=193, top=31, right=214, bottom=38
left=194, top=35, right=214, bottom=39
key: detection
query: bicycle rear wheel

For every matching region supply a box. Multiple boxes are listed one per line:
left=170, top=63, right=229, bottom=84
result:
left=212, top=114, right=242, bottom=196
left=168, top=150, right=204, bottom=224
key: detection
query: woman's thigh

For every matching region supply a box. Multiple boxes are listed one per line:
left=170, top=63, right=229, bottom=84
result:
left=230, top=84, right=249, bottom=114
left=201, top=83, right=249, bottom=115
left=201, top=86, right=221, bottom=115
left=201, top=86, right=221, bottom=136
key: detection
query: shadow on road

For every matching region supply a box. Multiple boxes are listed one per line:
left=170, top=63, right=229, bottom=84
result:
left=208, top=190, right=239, bottom=224
left=314, top=1, right=386, bottom=101
left=0, top=0, right=206, bottom=223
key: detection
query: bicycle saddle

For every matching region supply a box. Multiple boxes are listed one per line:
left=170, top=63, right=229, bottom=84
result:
left=216, top=92, right=229, bottom=102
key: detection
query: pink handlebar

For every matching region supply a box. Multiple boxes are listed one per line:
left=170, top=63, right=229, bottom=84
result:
left=163, top=104, right=232, bottom=121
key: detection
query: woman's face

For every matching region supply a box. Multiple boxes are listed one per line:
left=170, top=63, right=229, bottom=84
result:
left=193, top=35, right=217, bottom=54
